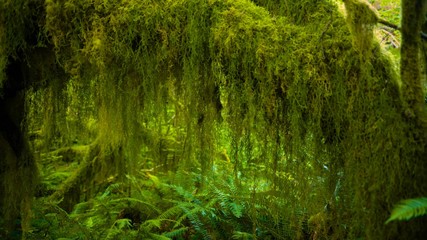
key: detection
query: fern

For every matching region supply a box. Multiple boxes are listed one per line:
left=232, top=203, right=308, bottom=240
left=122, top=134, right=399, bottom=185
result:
left=229, top=201, right=244, bottom=218
left=111, top=197, right=161, bottom=214
left=175, top=203, right=205, bottom=227
left=113, top=218, right=133, bottom=230
left=158, top=203, right=186, bottom=222
left=232, top=231, right=254, bottom=240
left=143, top=219, right=163, bottom=230
left=72, top=201, right=93, bottom=215
left=147, top=233, right=171, bottom=240
left=166, top=184, right=197, bottom=201
left=163, top=227, right=189, bottom=238
left=210, top=183, right=244, bottom=218
left=100, top=183, right=123, bottom=200
left=386, top=197, right=427, bottom=224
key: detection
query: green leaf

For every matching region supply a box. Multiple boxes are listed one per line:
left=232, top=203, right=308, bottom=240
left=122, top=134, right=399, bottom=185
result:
left=85, top=217, right=94, bottom=228
left=232, top=231, right=253, bottom=239
left=115, top=218, right=132, bottom=229
left=144, top=219, right=162, bottom=229
left=163, top=227, right=188, bottom=238
left=229, top=202, right=243, bottom=218
left=386, top=197, right=427, bottom=224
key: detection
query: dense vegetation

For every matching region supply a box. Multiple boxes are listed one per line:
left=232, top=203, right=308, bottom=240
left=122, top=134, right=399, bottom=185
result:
left=1, top=0, right=426, bottom=239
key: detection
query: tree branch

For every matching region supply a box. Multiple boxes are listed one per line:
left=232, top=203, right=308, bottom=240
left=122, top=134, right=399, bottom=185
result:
left=378, top=18, right=400, bottom=31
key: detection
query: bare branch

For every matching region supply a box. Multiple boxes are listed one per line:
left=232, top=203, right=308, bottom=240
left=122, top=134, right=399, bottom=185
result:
left=378, top=18, right=400, bottom=31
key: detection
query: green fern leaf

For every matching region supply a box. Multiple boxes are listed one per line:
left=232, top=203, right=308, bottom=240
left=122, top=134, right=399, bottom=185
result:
left=71, top=201, right=92, bottom=215
left=229, top=202, right=243, bottom=218
left=163, top=227, right=189, bottom=238
left=232, top=231, right=254, bottom=240
left=111, top=197, right=161, bottom=213
left=148, top=233, right=171, bottom=240
left=144, top=219, right=162, bottom=229
left=85, top=217, right=93, bottom=228
left=158, top=203, right=186, bottom=221
left=114, top=218, right=132, bottom=229
left=386, top=197, right=427, bottom=224
left=101, top=183, right=122, bottom=199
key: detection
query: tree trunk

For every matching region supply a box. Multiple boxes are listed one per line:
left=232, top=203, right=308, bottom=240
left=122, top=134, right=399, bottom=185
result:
left=401, top=0, right=426, bottom=117
left=395, top=0, right=427, bottom=238
left=0, top=57, right=38, bottom=238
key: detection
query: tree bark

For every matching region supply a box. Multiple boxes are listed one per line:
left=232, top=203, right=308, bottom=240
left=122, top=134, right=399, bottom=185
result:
left=0, top=57, right=38, bottom=237
left=401, top=0, right=426, bottom=117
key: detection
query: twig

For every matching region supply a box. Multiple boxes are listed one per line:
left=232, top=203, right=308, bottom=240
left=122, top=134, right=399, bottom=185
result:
left=379, top=28, right=400, bottom=48
left=378, top=18, right=400, bottom=31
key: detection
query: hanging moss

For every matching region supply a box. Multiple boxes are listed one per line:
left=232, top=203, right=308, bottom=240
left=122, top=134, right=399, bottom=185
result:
left=1, top=0, right=426, bottom=238
left=0, top=0, right=44, bottom=91
left=343, top=0, right=379, bottom=52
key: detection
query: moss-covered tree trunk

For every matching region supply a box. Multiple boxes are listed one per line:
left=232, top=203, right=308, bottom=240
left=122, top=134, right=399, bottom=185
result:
left=0, top=2, right=48, bottom=237
left=401, top=0, right=427, bottom=117
left=392, top=0, right=427, bottom=238
left=0, top=57, right=38, bottom=238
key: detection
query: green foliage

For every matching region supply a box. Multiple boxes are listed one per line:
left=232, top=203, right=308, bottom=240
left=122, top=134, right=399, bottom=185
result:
left=386, top=197, right=427, bottom=224
left=232, top=231, right=254, bottom=240
left=28, top=200, right=89, bottom=240
left=27, top=168, right=303, bottom=239
left=27, top=170, right=165, bottom=239
left=1, top=0, right=426, bottom=239
left=369, top=0, right=400, bottom=25
left=163, top=227, right=189, bottom=239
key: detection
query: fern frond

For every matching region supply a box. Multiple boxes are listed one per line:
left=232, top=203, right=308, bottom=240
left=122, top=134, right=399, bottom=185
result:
left=229, top=202, right=244, bottom=218
left=101, top=183, right=123, bottom=199
left=143, top=219, right=163, bottom=230
left=158, top=203, right=187, bottom=220
left=105, top=228, right=122, bottom=240
left=210, top=184, right=244, bottom=218
left=163, top=227, right=189, bottom=238
left=71, top=201, right=93, bottom=215
left=174, top=203, right=203, bottom=228
left=111, top=197, right=161, bottom=213
left=182, top=206, right=211, bottom=240
left=386, top=197, right=427, bottom=224
left=113, top=218, right=133, bottom=230
left=167, top=184, right=195, bottom=201
left=232, top=231, right=254, bottom=240
left=148, top=233, right=171, bottom=240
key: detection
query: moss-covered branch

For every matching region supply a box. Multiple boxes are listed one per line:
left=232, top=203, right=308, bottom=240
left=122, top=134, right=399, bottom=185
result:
left=47, top=143, right=97, bottom=204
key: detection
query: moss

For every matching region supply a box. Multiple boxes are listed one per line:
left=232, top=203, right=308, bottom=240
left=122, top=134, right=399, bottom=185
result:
left=343, top=0, right=379, bottom=52
left=0, top=123, right=38, bottom=235
left=40, top=0, right=426, bottom=237
left=0, top=0, right=43, bottom=92
left=1, top=0, right=426, bottom=238
left=401, top=0, right=427, bottom=117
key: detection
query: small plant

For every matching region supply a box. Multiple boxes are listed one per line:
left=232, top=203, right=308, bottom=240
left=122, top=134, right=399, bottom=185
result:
left=386, top=197, right=427, bottom=224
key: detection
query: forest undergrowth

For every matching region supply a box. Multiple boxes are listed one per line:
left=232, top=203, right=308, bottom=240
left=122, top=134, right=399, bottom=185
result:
left=28, top=144, right=297, bottom=240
